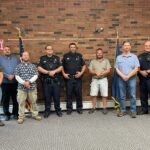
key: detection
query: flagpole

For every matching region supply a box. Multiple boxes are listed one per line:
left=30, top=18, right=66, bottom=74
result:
left=116, top=29, right=119, bottom=40
left=112, top=29, right=119, bottom=74
left=15, top=27, right=32, bottom=112
left=111, top=29, right=120, bottom=111
left=16, top=27, right=22, bottom=38
left=115, top=29, right=119, bottom=62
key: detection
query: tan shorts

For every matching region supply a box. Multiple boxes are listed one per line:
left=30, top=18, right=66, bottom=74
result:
left=90, top=78, right=108, bottom=97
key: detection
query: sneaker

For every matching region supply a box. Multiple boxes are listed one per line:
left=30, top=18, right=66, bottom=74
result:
left=117, top=112, right=127, bottom=117
left=32, top=115, right=42, bottom=121
left=88, top=108, right=96, bottom=114
left=131, top=112, right=136, bottom=118
left=18, top=118, right=24, bottom=124
left=0, top=120, right=5, bottom=126
left=102, top=108, right=108, bottom=115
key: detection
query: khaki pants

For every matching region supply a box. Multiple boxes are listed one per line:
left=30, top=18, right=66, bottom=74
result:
left=17, top=89, right=39, bottom=119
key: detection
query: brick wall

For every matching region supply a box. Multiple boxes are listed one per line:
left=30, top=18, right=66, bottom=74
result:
left=0, top=0, right=150, bottom=102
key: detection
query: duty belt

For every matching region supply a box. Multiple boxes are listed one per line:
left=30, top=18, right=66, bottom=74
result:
left=44, top=78, right=60, bottom=84
left=68, top=74, right=76, bottom=79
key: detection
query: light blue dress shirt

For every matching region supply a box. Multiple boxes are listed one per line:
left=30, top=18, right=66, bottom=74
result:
left=115, top=53, right=140, bottom=76
left=0, top=55, right=20, bottom=83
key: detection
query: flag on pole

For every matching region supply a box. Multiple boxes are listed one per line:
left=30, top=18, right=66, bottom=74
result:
left=18, top=36, right=24, bottom=57
left=111, top=31, right=121, bottom=109
left=17, top=27, right=31, bottom=112
left=0, top=39, right=4, bottom=50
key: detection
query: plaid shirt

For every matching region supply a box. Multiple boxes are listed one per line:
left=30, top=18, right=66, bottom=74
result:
left=15, top=62, right=38, bottom=91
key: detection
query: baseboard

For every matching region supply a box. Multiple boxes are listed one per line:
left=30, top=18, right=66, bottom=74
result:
left=0, top=99, right=144, bottom=114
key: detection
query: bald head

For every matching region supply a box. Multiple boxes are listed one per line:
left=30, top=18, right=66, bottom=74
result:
left=144, top=41, right=150, bottom=52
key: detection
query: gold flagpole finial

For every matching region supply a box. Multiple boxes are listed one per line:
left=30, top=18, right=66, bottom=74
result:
left=116, top=29, right=119, bottom=40
left=16, top=27, right=22, bottom=38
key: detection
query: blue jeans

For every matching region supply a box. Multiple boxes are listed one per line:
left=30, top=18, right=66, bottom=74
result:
left=118, top=76, right=137, bottom=113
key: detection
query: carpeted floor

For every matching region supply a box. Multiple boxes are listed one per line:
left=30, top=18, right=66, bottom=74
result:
left=0, top=109, right=150, bottom=150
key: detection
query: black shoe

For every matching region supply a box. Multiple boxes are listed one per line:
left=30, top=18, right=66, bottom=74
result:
left=77, top=110, right=83, bottom=114
left=5, top=115, right=10, bottom=121
left=44, top=111, right=50, bottom=118
left=13, top=114, right=18, bottom=120
left=67, top=110, right=72, bottom=115
left=56, top=111, right=63, bottom=117
left=137, top=111, right=148, bottom=115
left=0, top=120, right=5, bottom=126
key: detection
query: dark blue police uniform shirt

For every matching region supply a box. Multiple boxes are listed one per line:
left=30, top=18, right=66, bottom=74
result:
left=62, top=52, right=85, bottom=75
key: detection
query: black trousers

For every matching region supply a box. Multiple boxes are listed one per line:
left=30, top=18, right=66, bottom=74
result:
left=1, top=83, right=18, bottom=116
left=65, top=78, right=83, bottom=111
left=43, top=80, right=61, bottom=112
left=139, top=78, right=150, bottom=112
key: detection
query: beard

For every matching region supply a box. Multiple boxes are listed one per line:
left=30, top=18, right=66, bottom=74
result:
left=96, top=55, right=103, bottom=59
left=23, top=59, right=29, bottom=62
left=5, top=53, right=11, bottom=56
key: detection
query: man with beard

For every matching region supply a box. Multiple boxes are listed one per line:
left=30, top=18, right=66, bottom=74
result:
left=15, top=51, right=42, bottom=124
left=138, top=41, right=150, bottom=115
left=115, top=41, right=140, bottom=118
left=88, top=48, right=111, bottom=114
left=0, top=46, right=19, bottom=121
left=62, top=43, right=86, bottom=115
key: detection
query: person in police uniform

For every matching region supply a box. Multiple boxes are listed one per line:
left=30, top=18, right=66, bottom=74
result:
left=38, top=45, right=63, bottom=118
left=138, top=41, right=150, bottom=115
left=62, top=43, right=86, bottom=115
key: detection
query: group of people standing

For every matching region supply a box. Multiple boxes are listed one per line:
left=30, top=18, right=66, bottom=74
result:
left=0, top=41, right=149, bottom=126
